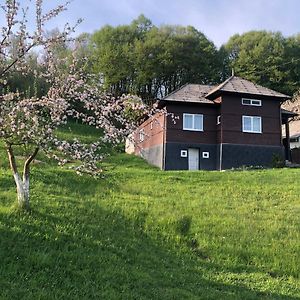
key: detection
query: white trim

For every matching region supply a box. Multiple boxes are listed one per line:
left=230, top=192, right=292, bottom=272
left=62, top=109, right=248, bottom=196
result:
left=242, top=98, right=262, bottom=107
left=183, top=113, right=203, bottom=131
left=217, top=115, right=221, bottom=125
left=202, top=152, right=209, bottom=159
left=181, top=150, right=188, bottom=157
left=242, top=115, right=262, bottom=133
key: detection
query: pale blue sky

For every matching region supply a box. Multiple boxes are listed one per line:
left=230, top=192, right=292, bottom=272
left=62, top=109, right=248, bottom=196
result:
left=9, top=0, right=300, bottom=47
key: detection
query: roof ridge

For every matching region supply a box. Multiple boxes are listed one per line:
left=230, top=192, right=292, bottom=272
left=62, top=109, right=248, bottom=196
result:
left=205, top=75, right=234, bottom=98
left=206, top=75, right=291, bottom=99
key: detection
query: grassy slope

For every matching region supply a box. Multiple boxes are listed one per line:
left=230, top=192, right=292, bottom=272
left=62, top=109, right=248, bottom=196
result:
left=0, top=123, right=300, bottom=299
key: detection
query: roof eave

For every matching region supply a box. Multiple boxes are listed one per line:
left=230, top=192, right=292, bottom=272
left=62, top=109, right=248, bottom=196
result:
left=205, top=90, right=291, bottom=101
left=161, top=99, right=217, bottom=105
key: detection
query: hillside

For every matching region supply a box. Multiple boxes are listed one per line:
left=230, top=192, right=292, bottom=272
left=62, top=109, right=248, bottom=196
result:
left=0, top=124, right=300, bottom=299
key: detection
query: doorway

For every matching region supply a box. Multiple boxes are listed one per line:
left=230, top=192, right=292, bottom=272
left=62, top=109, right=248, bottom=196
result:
left=188, top=148, right=199, bottom=170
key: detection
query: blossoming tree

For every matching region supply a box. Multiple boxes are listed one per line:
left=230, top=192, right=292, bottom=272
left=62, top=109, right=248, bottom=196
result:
left=0, top=0, right=149, bottom=210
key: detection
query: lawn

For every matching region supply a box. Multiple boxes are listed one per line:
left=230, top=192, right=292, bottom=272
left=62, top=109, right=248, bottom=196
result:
left=0, top=123, right=300, bottom=299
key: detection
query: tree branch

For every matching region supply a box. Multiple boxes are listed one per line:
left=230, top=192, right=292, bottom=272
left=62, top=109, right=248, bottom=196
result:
left=0, top=0, right=17, bottom=47
left=23, top=147, right=39, bottom=181
left=6, top=144, right=19, bottom=175
left=0, top=43, right=36, bottom=78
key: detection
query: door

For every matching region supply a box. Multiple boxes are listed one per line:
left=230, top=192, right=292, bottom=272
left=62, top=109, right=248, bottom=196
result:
left=188, top=148, right=199, bottom=170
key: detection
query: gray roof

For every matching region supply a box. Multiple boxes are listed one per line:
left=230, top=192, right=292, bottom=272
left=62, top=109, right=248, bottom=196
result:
left=206, top=76, right=290, bottom=100
left=163, top=84, right=215, bottom=104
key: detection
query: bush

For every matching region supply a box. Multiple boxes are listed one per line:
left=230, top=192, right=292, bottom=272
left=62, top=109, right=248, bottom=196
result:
left=271, top=153, right=285, bottom=168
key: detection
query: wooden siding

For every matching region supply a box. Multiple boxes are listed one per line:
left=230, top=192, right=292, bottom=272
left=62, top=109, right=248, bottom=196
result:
left=220, top=95, right=282, bottom=146
left=165, top=102, right=218, bottom=144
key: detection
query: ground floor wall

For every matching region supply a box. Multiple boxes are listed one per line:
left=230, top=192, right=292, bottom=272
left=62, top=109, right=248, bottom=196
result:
left=139, top=144, right=164, bottom=169
left=165, top=143, right=217, bottom=170
left=163, top=142, right=284, bottom=170
left=220, top=144, right=284, bottom=169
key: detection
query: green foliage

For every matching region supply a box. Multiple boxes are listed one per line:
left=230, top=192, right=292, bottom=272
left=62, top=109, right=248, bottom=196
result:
left=1, top=125, right=300, bottom=298
left=222, top=31, right=300, bottom=95
left=90, top=15, right=221, bottom=101
left=271, top=153, right=285, bottom=168
left=1, top=53, right=49, bottom=98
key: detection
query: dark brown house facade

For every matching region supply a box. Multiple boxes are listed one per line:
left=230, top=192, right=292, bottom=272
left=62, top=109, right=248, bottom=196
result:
left=127, top=76, right=296, bottom=170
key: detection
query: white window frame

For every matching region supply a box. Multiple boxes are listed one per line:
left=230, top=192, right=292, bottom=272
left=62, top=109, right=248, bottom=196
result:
left=181, top=150, right=188, bottom=157
left=217, top=115, right=221, bottom=125
left=183, top=113, right=203, bottom=132
left=202, top=152, right=210, bottom=159
left=242, top=98, right=262, bottom=107
left=139, top=129, right=145, bottom=142
left=242, top=116, right=262, bottom=134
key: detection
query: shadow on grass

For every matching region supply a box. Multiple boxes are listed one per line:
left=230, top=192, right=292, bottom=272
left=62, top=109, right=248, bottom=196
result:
left=0, top=200, right=298, bottom=300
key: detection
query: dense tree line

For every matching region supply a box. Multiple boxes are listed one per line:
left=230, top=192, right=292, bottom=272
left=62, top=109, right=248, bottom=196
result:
left=88, top=16, right=300, bottom=100
left=5, top=15, right=300, bottom=101
left=89, top=15, right=221, bottom=101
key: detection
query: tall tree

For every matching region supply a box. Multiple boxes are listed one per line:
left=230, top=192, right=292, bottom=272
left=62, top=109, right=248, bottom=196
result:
left=222, top=31, right=300, bottom=95
left=90, top=16, right=221, bottom=101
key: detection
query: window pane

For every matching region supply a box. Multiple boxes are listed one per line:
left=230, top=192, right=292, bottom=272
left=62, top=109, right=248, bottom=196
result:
left=253, top=117, right=261, bottom=132
left=242, top=99, right=251, bottom=105
left=184, top=115, right=193, bottom=129
left=243, top=117, right=252, bottom=131
left=194, top=115, right=203, bottom=130
left=252, top=100, right=261, bottom=106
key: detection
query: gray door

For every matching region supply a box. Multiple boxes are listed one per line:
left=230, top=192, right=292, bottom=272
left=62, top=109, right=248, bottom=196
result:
left=188, top=148, right=199, bottom=170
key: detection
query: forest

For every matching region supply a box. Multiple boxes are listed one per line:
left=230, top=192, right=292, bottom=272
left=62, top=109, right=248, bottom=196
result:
left=3, top=15, right=300, bottom=103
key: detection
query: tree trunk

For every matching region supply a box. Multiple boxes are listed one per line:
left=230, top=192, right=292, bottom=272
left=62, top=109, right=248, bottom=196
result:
left=6, top=145, right=39, bottom=211
left=13, top=172, right=30, bottom=210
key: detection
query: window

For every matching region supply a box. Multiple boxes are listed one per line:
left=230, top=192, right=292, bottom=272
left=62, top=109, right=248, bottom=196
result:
left=217, top=115, right=221, bottom=125
left=242, top=116, right=262, bottom=133
left=139, top=129, right=145, bottom=142
left=181, top=150, right=188, bottom=157
left=183, top=114, right=203, bottom=131
left=242, top=98, right=262, bottom=106
left=202, top=152, right=209, bottom=159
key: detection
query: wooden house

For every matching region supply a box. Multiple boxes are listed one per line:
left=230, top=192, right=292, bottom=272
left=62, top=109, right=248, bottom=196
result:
left=129, top=76, right=296, bottom=170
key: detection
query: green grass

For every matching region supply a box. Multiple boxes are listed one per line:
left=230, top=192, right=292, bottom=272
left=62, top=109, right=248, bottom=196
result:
left=0, top=123, right=300, bottom=299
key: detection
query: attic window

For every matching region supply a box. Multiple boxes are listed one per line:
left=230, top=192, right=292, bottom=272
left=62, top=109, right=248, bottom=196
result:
left=242, top=98, right=262, bottom=106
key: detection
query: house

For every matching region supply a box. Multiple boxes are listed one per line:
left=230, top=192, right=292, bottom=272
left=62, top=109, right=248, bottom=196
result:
left=290, top=133, right=300, bottom=149
left=129, top=76, right=297, bottom=170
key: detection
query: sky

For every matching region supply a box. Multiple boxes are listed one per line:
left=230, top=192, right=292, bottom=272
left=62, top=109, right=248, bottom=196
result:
left=6, top=0, right=300, bottom=47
